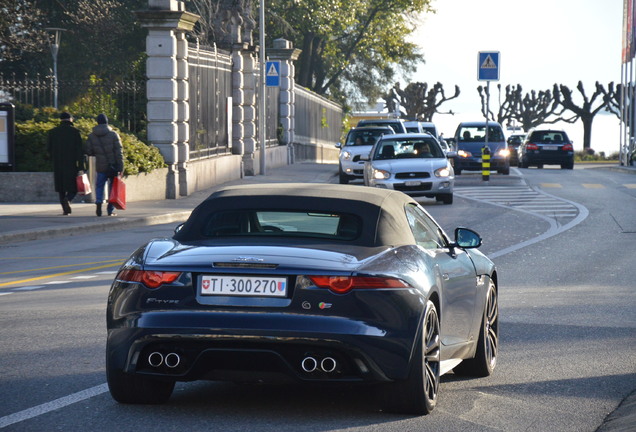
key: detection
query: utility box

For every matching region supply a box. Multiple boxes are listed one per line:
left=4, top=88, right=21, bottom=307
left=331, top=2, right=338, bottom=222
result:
left=0, top=103, right=15, bottom=172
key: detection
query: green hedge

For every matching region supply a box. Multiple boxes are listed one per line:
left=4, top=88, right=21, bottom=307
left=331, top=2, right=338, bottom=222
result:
left=15, top=117, right=165, bottom=176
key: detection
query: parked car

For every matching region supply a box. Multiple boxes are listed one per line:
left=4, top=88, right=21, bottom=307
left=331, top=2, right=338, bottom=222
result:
left=363, top=133, right=455, bottom=204
left=507, top=133, right=526, bottom=166
left=420, top=122, right=439, bottom=138
left=336, top=126, right=394, bottom=183
left=453, top=121, right=510, bottom=175
left=356, top=118, right=407, bottom=134
left=106, top=183, right=498, bottom=415
left=518, top=128, right=574, bottom=169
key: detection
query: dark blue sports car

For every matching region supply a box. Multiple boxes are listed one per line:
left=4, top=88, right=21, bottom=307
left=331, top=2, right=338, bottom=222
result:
left=106, top=183, right=499, bottom=415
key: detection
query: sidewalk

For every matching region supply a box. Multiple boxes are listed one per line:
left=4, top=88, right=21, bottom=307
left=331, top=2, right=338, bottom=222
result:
left=0, top=161, right=635, bottom=430
left=0, top=162, right=338, bottom=245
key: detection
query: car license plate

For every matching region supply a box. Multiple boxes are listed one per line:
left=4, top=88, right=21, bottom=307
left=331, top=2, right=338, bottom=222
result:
left=200, top=275, right=288, bottom=297
left=405, top=180, right=421, bottom=186
left=543, top=145, right=558, bottom=150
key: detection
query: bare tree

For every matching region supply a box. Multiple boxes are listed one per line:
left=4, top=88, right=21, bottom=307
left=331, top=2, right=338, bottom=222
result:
left=0, top=0, right=48, bottom=64
left=556, top=81, right=615, bottom=150
left=383, top=81, right=460, bottom=121
left=187, top=0, right=256, bottom=49
left=477, top=84, right=515, bottom=125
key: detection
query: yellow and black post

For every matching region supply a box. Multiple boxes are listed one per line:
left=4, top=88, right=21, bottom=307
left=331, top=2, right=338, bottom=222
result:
left=482, top=145, right=491, bottom=182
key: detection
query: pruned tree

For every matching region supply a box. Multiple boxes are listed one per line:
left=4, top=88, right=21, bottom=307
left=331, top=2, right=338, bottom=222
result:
left=555, top=81, right=615, bottom=150
left=383, top=81, right=460, bottom=121
left=601, top=82, right=625, bottom=120
left=477, top=84, right=515, bottom=125
left=186, top=0, right=256, bottom=49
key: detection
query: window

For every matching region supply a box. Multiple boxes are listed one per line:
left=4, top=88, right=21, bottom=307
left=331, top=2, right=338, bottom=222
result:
left=202, top=210, right=361, bottom=240
left=405, top=204, right=447, bottom=249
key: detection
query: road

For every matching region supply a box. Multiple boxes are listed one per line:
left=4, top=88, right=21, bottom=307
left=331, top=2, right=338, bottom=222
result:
left=0, top=166, right=634, bottom=431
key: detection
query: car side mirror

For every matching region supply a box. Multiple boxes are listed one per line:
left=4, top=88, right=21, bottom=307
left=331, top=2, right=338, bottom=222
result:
left=335, top=142, right=342, bottom=149
left=445, top=151, right=457, bottom=158
left=174, top=223, right=184, bottom=235
left=452, top=227, right=482, bottom=249
left=360, top=155, right=370, bottom=161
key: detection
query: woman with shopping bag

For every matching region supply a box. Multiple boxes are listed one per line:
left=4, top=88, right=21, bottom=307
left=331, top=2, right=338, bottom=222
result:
left=84, top=114, right=124, bottom=217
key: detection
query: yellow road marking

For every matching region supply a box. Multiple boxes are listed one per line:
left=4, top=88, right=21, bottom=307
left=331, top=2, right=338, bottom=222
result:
left=624, top=184, right=636, bottom=189
left=582, top=184, right=604, bottom=189
left=540, top=183, right=562, bottom=188
left=0, top=259, right=123, bottom=275
left=0, top=263, right=121, bottom=288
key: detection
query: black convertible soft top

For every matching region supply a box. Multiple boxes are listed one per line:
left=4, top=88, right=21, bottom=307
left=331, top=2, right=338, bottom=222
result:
left=173, top=183, right=417, bottom=247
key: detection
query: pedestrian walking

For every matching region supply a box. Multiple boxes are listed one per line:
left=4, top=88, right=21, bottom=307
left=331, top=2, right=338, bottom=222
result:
left=85, top=114, right=124, bottom=217
left=47, top=112, right=86, bottom=215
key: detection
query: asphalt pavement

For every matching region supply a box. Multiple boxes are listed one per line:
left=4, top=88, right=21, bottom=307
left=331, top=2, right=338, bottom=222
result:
left=0, top=161, right=634, bottom=431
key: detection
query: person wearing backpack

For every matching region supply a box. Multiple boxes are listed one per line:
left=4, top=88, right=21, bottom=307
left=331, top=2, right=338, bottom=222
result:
left=85, top=114, right=124, bottom=217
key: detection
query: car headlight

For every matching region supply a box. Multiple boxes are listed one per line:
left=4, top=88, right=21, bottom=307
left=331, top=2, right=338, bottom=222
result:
left=457, top=150, right=472, bottom=158
left=435, top=166, right=451, bottom=177
left=342, top=151, right=352, bottom=160
left=497, top=148, right=510, bottom=157
left=372, top=168, right=391, bottom=180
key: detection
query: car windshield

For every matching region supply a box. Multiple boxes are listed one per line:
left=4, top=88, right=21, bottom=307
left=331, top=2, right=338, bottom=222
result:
left=346, top=129, right=389, bottom=146
left=373, top=138, right=444, bottom=160
left=529, top=131, right=568, bottom=144
left=202, top=210, right=361, bottom=240
left=458, top=126, right=504, bottom=142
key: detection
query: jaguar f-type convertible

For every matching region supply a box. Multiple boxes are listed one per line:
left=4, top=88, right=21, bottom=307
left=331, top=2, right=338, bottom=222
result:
left=106, top=183, right=498, bottom=415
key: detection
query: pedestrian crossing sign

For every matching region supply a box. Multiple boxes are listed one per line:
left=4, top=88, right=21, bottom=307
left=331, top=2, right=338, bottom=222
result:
left=266, top=61, right=280, bottom=87
left=478, top=51, right=500, bottom=81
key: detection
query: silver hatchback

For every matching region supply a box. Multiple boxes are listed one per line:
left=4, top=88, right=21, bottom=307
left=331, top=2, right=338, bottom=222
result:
left=363, top=134, right=455, bottom=204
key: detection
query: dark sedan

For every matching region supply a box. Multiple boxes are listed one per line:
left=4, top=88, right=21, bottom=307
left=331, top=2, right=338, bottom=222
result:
left=106, top=184, right=499, bottom=415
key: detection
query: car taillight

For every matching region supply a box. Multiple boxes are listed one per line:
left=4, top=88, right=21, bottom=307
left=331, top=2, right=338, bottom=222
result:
left=562, top=143, right=573, bottom=151
left=308, top=276, right=409, bottom=294
left=116, top=269, right=181, bottom=289
left=526, top=143, right=538, bottom=150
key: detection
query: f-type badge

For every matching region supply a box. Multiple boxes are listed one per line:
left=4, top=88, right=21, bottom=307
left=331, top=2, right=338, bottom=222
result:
left=233, top=257, right=265, bottom=262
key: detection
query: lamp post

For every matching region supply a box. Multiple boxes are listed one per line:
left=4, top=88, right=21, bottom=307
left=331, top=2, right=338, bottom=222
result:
left=45, top=27, right=66, bottom=110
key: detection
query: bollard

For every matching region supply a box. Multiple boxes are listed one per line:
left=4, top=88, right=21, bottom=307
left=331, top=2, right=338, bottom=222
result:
left=482, top=145, right=491, bottom=182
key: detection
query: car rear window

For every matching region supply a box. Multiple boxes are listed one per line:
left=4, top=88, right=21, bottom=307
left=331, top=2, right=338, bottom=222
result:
left=528, top=131, right=568, bottom=144
left=201, top=210, right=361, bottom=240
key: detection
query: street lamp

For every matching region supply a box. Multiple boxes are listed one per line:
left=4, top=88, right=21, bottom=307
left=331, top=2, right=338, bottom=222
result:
left=45, top=27, right=66, bottom=110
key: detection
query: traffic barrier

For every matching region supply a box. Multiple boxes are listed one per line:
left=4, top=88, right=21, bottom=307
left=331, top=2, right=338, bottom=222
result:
left=482, top=146, right=491, bottom=181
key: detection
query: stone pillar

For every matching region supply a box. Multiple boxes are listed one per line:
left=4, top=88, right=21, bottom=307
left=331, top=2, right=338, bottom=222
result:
left=136, top=0, right=198, bottom=198
left=230, top=15, right=258, bottom=177
left=268, top=39, right=302, bottom=164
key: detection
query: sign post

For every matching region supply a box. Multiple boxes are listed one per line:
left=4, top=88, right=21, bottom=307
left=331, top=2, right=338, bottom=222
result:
left=478, top=51, right=500, bottom=182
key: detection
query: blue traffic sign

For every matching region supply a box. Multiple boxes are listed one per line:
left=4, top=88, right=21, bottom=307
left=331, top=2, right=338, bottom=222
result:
left=266, top=61, right=280, bottom=87
left=478, top=51, right=500, bottom=81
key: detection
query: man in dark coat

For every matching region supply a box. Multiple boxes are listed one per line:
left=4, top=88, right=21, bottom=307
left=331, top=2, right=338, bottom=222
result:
left=47, top=112, right=86, bottom=215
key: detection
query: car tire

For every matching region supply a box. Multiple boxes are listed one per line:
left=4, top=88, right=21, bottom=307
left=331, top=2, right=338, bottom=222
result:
left=453, top=279, right=498, bottom=377
left=455, top=168, right=462, bottom=175
left=499, top=167, right=510, bottom=175
left=380, top=300, right=440, bottom=415
left=519, top=157, right=527, bottom=168
left=107, top=366, right=175, bottom=404
left=561, top=161, right=574, bottom=170
left=438, top=193, right=453, bottom=205
left=338, top=170, right=349, bottom=184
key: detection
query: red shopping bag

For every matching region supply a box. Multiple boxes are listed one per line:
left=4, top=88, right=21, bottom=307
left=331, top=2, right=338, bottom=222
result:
left=109, top=176, right=126, bottom=210
left=76, top=173, right=92, bottom=195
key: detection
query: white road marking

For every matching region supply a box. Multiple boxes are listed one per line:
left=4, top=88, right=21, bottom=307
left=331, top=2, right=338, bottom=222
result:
left=70, top=275, right=97, bottom=279
left=0, top=384, right=108, bottom=429
left=0, top=292, right=12, bottom=296
left=12, top=286, right=45, bottom=291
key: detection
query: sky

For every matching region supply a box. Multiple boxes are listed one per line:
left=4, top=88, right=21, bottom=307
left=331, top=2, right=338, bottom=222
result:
left=402, top=0, right=624, bottom=153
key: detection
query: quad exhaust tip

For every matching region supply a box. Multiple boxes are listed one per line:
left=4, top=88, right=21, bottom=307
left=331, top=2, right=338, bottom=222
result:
left=301, top=356, right=337, bottom=373
left=148, top=351, right=181, bottom=368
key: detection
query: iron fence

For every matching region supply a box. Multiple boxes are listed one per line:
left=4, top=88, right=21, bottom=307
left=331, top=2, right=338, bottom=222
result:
left=0, top=72, right=146, bottom=134
left=295, top=86, right=343, bottom=145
